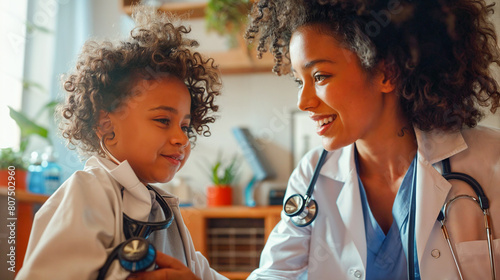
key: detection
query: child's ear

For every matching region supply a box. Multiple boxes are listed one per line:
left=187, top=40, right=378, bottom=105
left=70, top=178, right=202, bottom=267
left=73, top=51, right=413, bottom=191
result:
left=96, top=111, right=116, bottom=143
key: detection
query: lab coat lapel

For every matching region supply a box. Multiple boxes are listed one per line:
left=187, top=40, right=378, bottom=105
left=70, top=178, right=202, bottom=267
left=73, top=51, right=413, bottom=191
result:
left=93, top=156, right=152, bottom=222
left=414, top=155, right=451, bottom=264
left=414, top=129, right=467, bottom=264
left=334, top=145, right=367, bottom=266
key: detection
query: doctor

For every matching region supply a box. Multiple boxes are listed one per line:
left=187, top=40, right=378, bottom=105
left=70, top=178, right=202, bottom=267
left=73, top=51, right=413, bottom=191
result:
left=245, top=0, right=500, bottom=279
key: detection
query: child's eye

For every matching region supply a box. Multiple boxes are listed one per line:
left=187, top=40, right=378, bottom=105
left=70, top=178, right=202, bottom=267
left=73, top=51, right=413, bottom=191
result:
left=293, top=78, right=303, bottom=88
left=182, top=125, right=193, bottom=135
left=155, top=118, right=170, bottom=125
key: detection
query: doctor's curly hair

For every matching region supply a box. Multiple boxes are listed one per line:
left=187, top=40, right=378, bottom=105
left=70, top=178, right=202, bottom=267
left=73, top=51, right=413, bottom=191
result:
left=58, top=7, right=221, bottom=157
left=245, top=0, right=500, bottom=131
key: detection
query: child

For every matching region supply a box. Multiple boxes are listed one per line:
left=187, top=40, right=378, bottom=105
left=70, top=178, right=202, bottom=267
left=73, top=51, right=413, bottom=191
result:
left=17, top=7, right=227, bottom=280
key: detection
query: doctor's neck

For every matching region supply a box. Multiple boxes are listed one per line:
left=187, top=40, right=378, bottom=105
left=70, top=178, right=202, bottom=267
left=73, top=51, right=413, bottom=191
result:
left=355, top=122, right=417, bottom=184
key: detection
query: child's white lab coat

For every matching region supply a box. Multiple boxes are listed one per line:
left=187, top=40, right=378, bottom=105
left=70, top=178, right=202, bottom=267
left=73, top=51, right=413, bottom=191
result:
left=17, top=156, right=228, bottom=280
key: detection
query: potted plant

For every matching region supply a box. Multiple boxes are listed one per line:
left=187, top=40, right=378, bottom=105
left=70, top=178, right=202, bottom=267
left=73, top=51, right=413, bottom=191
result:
left=1, top=102, right=56, bottom=190
left=0, top=148, right=28, bottom=189
left=205, top=154, right=239, bottom=207
left=205, top=0, right=252, bottom=48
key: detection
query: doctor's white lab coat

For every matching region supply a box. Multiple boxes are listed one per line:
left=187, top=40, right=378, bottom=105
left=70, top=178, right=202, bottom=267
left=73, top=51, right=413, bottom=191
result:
left=17, top=156, right=228, bottom=280
left=248, top=126, right=500, bottom=280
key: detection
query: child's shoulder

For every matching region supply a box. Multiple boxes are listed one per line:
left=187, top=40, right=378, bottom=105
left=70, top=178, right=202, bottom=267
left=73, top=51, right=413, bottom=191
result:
left=57, top=156, right=122, bottom=199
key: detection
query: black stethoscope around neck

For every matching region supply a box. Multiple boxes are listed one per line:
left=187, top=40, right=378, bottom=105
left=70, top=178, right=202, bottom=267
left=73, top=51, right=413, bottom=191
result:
left=284, top=149, right=496, bottom=280
left=97, top=137, right=175, bottom=280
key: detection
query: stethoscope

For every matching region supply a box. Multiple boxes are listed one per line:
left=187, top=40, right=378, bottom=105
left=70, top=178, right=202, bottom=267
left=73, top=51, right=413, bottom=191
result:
left=96, top=136, right=174, bottom=280
left=284, top=149, right=496, bottom=279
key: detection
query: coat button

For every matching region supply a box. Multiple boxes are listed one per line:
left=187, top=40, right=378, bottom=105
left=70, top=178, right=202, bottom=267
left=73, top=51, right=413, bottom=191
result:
left=349, top=269, right=363, bottom=278
left=431, top=249, right=440, bottom=258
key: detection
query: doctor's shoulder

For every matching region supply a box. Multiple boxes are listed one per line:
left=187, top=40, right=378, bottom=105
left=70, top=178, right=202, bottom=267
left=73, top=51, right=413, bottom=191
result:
left=460, top=125, right=500, bottom=160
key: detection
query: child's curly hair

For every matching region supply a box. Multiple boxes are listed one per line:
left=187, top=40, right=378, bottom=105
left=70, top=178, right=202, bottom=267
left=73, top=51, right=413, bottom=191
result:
left=58, top=7, right=221, bottom=157
left=245, top=0, right=500, bottom=131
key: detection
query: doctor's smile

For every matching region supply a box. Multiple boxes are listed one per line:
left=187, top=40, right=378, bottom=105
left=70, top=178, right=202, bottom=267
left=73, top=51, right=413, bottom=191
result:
left=311, top=114, right=337, bottom=135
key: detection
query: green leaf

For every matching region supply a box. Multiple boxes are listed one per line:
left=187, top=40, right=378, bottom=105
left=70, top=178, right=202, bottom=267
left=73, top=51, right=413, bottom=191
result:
left=22, top=79, right=46, bottom=92
left=0, top=148, right=27, bottom=170
left=25, top=21, right=52, bottom=34
left=34, top=100, right=59, bottom=119
left=8, top=106, right=49, bottom=152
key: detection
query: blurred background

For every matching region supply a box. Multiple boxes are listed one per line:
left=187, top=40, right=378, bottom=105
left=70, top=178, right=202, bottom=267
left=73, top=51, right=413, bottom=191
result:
left=2, top=0, right=500, bottom=205
left=1, top=0, right=305, bottom=207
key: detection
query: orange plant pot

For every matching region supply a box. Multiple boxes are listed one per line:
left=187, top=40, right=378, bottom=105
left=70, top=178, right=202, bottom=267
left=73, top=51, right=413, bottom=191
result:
left=206, top=185, right=233, bottom=207
left=0, top=169, right=27, bottom=190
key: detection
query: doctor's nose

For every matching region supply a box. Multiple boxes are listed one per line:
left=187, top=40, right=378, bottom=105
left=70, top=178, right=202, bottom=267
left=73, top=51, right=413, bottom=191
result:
left=297, top=84, right=320, bottom=111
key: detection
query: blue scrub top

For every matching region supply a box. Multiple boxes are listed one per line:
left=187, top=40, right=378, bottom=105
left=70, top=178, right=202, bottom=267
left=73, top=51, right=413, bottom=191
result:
left=355, top=148, right=420, bottom=280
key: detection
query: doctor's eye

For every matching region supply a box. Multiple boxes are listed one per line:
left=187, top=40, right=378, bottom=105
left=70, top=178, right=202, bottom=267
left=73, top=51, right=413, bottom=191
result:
left=314, top=74, right=330, bottom=83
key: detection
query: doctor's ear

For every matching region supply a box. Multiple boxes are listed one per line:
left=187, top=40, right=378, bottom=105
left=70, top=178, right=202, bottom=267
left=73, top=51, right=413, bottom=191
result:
left=96, top=111, right=116, bottom=144
left=374, top=61, right=396, bottom=94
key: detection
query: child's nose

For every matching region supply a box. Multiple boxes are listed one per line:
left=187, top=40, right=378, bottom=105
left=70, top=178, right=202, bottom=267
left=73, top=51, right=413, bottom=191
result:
left=171, top=127, right=190, bottom=147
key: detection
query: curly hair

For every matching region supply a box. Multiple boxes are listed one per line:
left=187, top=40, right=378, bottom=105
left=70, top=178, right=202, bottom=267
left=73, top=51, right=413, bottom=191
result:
left=58, top=7, right=221, bottom=157
left=245, top=0, right=500, bottom=131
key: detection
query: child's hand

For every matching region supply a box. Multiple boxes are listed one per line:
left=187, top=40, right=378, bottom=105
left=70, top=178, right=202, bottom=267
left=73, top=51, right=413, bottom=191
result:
left=126, top=252, right=200, bottom=280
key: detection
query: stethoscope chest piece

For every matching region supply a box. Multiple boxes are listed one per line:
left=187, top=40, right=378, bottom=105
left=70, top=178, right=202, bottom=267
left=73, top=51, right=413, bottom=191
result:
left=118, top=237, right=156, bottom=272
left=284, top=149, right=328, bottom=227
left=284, top=194, right=318, bottom=227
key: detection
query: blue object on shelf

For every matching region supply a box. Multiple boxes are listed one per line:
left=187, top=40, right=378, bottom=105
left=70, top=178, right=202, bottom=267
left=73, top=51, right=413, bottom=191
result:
left=41, top=147, right=62, bottom=195
left=232, top=127, right=275, bottom=206
left=28, top=152, right=45, bottom=194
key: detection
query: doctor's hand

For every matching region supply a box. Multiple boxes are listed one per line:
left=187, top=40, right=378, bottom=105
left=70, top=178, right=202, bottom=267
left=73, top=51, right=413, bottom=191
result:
left=126, top=252, right=200, bottom=280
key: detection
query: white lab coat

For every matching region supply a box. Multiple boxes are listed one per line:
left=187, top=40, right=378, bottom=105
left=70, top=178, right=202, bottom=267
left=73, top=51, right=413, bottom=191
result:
left=249, top=126, right=500, bottom=280
left=17, top=156, right=228, bottom=280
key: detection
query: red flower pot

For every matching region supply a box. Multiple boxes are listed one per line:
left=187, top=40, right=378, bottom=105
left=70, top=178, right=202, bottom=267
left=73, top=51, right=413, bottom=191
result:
left=0, top=169, right=27, bottom=190
left=206, top=185, right=233, bottom=207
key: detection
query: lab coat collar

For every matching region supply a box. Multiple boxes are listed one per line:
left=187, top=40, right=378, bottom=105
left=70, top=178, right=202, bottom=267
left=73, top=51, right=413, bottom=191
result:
left=318, top=128, right=468, bottom=181
left=86, top=156, right=152, bottom=222
left=414, top=128, right=468, bottom=164
left=318, top=144, right=355, bottom=182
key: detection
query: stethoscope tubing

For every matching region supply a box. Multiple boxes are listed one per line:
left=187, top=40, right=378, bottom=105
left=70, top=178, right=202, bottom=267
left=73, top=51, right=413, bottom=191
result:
left=304, top=149, right=329, bottom=200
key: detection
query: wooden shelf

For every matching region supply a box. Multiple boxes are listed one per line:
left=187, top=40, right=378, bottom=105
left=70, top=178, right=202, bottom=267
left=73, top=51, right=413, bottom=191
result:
left=121, top=0, right=275, bottom=74
left=0, top=188, right=49, bottom=204
left=122, top=0, right=207, bottom=18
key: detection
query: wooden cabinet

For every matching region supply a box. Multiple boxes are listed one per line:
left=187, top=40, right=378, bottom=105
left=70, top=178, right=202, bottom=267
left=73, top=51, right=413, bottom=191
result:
left=121, top=0, right=276, bottom=74
left=180, top=206, right=282, bottom=279
left=0, top=188, right=48, bottom=276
